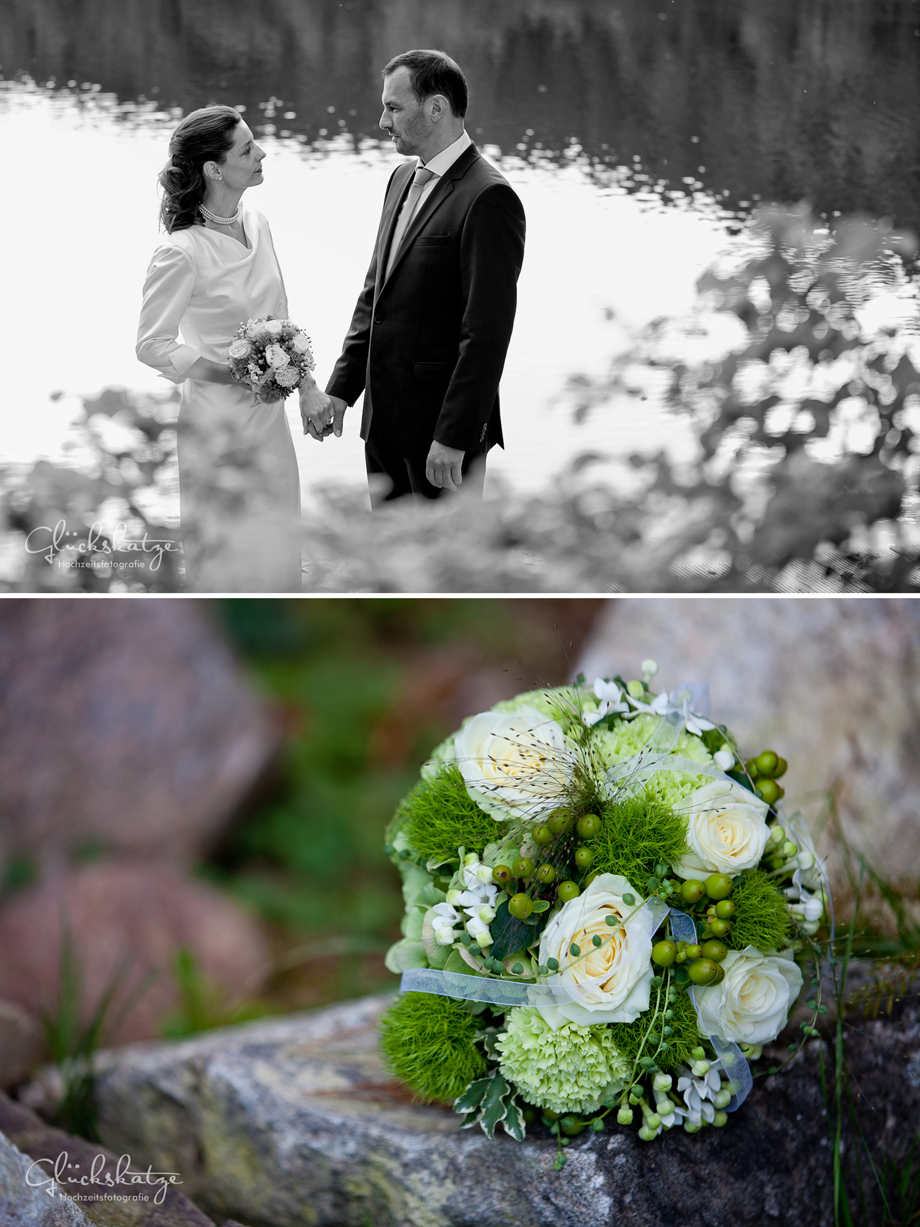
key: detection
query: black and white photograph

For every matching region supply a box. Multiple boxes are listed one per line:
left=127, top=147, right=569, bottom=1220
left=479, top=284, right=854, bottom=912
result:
left=3, top=2, right=920, bottom=591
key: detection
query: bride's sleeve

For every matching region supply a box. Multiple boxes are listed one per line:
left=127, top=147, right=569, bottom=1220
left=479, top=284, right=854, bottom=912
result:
left=136, top=244, right=204, bottom=382
left=262, top=217, right=290, bottom=317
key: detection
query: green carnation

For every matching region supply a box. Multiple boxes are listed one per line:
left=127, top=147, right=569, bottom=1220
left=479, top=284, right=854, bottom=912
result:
left=591, top=715, right=713, bottom=806
left=493, top=686, right=595, bottom=735
left=496, top=1007, right=629, bottom=1115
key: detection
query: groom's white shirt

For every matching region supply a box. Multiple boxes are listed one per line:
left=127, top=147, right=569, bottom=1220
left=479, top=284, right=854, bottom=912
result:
left=394, top=129, right=473, bottom=226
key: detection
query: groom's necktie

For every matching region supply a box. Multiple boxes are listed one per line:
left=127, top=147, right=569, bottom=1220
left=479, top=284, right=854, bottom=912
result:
left=385, top=164, right=437, bottom=278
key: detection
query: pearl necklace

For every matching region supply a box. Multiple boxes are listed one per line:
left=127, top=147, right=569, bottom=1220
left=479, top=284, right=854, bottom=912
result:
left=199, top=202, right=240, bottom=226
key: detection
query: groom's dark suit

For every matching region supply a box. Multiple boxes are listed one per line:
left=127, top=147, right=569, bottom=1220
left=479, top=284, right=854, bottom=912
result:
left=326, top=143, right=526, bottom=499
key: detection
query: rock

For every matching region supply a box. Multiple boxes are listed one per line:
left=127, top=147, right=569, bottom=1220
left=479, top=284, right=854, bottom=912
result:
left=82, top=988, right=918, bottom=1227
left=0, top=1091, right=216, bottom=1226
left=0, top=1125, right=93, bottom=1225
left=0, top=861, right=270, bottom=1045
left=0, top=1001, right=45, bottom=1090
left=577, top=597, right=920, bottom=889
left=0, top=600, right=279, bottom=868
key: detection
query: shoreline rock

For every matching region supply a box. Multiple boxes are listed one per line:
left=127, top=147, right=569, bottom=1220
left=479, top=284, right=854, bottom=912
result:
left=85, top=995, right=846, bottom=1227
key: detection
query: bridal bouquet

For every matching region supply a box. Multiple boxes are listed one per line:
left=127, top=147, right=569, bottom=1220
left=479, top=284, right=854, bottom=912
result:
left=228, top=316, right=315, bottom=403
left=380, top=664, right=829, bottom=1161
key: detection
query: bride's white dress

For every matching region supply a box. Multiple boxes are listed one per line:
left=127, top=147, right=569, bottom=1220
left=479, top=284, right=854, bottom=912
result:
left=137, top=202, right=302, bottom=592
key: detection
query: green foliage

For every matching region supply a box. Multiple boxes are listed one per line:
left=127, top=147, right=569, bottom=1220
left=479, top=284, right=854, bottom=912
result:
left=489, top=899, right=548, bottom=961
left=606, top=988, right=700, bottom=1073
left=161, top=948, right=273, bottom=1040
left=379, top=992, right=487, bottom=1103
left=39, top=928, right=155, bottom=1141
left=588, top=794, right=689, bottom=890
left=728, top=869, right=794, bottom=952
left=394, top=765, right=500, bottom=864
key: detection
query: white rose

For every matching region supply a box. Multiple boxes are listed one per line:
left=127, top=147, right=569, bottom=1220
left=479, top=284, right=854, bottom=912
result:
left=454, top=705, right=575, bottom=821
left=265, top=318, right=284, bottom=338
left=265, top=343, right=290, bottom=369
left=537, top=873, right=657, bottom=1029
left=671, top=779, right=770, bottom=879
left=291, top=332, right=313, bottom=354
left=228, top=339, right=252, bottom=360
left=694, top=946, right=803, bottom=1045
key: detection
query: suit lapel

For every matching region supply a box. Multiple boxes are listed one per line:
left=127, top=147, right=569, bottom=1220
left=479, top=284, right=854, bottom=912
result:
left=376, top=163, right=415, bottom=296
left=380, top=145, right=482, bottom=289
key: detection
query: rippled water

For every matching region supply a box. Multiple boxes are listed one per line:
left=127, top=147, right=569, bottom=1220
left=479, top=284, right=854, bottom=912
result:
left=3, top=0, right=919, bottom=512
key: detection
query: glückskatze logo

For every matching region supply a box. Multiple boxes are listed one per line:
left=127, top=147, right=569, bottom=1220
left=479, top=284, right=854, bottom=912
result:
left=25, top=1151, right=182, bottom=1205
left=24, top=520, right=179, bottom=569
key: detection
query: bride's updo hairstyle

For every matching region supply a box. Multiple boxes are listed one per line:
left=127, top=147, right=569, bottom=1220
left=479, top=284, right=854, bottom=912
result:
left=159, top=105, right=242, bottom=232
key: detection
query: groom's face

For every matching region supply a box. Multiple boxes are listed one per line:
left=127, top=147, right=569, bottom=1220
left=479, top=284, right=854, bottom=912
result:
left=380, top=68, right=433, bottom=158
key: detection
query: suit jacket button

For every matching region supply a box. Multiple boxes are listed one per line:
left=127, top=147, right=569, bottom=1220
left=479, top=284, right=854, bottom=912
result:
left=374, top=314, right=382, bottom=324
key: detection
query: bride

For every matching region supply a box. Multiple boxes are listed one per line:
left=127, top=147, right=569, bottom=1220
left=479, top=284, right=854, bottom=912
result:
left=137, top=105, right=331, bottom=592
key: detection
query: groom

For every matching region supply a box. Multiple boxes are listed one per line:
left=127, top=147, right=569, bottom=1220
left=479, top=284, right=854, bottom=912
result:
left=318, top=49, right=526, bottom=502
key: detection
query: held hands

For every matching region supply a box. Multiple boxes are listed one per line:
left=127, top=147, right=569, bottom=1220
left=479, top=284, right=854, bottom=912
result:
left=426, top=440, right=465, bottom=491
left=300, top=383, right=347, bottom=442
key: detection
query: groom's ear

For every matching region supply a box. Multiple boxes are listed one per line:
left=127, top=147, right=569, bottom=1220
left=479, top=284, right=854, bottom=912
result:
left=428, top=94, right=449, bottom=121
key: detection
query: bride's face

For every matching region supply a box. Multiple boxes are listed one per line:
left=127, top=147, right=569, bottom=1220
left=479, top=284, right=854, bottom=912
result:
left=214, top=121, right=265, bottom=191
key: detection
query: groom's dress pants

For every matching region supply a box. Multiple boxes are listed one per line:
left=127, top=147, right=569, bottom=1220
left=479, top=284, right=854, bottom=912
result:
left=364, top=429, right=487, bottom=507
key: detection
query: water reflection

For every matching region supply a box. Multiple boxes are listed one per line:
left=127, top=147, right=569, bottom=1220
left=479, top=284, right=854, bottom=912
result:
left=4, top=0, right=920, bottom=225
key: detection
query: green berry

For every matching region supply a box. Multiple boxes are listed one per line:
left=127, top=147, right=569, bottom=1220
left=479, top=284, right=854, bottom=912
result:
left=622, top=893, right=636, bottom=906
left=755, top=777, right=781, bottom=806
left=469, top=944, right=481, bottom=956
left=592, top=934, right=603, bottom=947
left=704, top=873, right=733, bottom=900
left=512, top=857, right=535, bottom=880
left=685, top=944, right=702, bottom=960
left=754, top=750, right=779, bottom=777
left=714, top=900, right=736, bottom=919
left=511, top=962, right=524, bottom=975
left=713, top=1110, right=729, bottom=1128
left=557, top=880, right=580, bottom=903
left=548, top=808, right=573, bottom=835
left=687, top=958, right=719, bottom=986
left=701, top=940, right=728, bottom=963
left=652, top=939, right=677, bottom=967
left=773, top=756, right=788, bottom=779
left=560, top=1115, right=588, bottom=1136
left=508, top=893, right=533, bottom=919
left=569, top=943, right=581, bottom=957
left=532, top=824, right=554, bottom=846
left=492, top=864, right=514, bottom=887
left=574, top=846, right=594, bottom=870
left=535, top=863, right=557, bottom=885
left=681, top=879, right=705, bottom=904
left=583, top=870, right=599, bottom=886
left=547, top=958, right=559, bottom=971
left=710, top=918, right=732, bottom=938
left=576, top=813, right=601, bottom=838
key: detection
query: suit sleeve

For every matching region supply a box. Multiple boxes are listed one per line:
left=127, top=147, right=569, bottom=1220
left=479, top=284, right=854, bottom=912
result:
left=325, top=169, right=400, bottom=406
left=433, top=183, right=526, bottom=453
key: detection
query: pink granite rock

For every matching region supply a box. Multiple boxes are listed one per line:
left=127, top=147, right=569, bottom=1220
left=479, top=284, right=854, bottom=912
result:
left=0, top=600, right=279, bottom=866
left=0, top=861, right=269, bottom=1044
